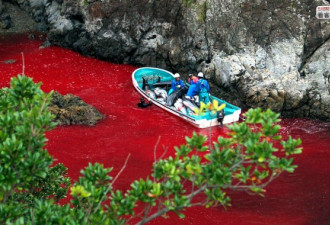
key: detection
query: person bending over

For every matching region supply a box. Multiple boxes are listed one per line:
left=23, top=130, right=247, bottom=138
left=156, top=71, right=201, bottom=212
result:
left=185, top=76, right=199, bottom=101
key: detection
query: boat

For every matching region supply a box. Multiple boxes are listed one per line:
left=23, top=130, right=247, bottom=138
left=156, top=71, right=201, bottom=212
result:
left=132, top=67, right=241, bottom=128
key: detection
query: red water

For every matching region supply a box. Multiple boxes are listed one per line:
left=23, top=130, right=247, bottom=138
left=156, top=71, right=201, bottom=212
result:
left=1, top=35, right=329, bottom=225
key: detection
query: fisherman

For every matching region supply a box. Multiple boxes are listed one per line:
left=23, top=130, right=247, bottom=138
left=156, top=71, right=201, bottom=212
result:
left=187, top=73, right=195, bottom=84
left=185, top=76, right=199, bottom=101
left=197, top=72, right=210, bottom=104
left=137, top=97, right=152, bottom=108
left=169, top=73, right=185, bottom=95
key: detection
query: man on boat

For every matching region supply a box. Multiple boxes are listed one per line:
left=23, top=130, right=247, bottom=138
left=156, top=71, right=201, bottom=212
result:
left=169, top=73, right=185, bottom=95
left=188, top=73, right=198, bottom=84
left=185, top=76, right=199, bottom=101
left=197, top=72, right=210, bottom=104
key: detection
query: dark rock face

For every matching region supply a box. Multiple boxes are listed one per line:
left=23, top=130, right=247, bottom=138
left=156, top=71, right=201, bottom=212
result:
left=0, top=0, right=11, bottom=29
left=49, top=91, right=104, bottom=126
left=0, top=1, right=39, bottom=34
left=0, top=0, right=3, bottom=15
left=0, top=14, right=11, bottom=29
left=11, top=0, right=330, bottom=121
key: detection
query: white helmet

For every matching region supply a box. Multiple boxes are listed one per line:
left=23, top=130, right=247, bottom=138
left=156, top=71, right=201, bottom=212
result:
left=197, top=72, right=204, bottom=78
left=174, top=73, right=180, bottom=78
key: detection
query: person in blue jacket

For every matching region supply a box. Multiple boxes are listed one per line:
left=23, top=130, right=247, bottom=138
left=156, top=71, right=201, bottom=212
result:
left=197, top=72, right=210, bottom=104
left=169, top=73, right=185, bottom=95
left=185, top=76, right=199, bottom=100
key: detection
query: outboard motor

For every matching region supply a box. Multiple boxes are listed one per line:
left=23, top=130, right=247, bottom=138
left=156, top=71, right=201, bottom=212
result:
left=217, top=109, right=225, bottom=127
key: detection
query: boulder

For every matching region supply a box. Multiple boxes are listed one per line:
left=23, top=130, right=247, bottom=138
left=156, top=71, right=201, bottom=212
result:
left=49, top=91, right=104, bottom=126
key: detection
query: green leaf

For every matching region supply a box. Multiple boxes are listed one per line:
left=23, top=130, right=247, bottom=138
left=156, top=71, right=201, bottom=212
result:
left=176, top=212, right=186, bottom=219
left=36, top=171, right=47, bottom=179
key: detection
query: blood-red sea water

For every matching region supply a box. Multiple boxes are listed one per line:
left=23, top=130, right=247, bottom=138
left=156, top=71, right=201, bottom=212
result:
left=1, top=35, right=329, bottom=225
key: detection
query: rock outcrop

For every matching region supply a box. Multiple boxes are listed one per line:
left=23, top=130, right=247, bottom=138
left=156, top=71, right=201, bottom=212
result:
left=0, top=0, right=11, bottom=29
left=9, top=0, right=330, bottom=120
left=49, top=91, right=104, bottom=126
left=0, top=1, right=38, bottom=34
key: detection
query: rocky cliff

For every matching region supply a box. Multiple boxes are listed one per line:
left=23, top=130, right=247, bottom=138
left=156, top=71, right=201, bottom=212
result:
left=4, top=0, right=330, bottom=120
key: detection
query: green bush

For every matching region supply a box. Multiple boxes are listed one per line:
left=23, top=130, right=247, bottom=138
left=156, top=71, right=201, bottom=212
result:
left=0, top=75, right=302, bottom=224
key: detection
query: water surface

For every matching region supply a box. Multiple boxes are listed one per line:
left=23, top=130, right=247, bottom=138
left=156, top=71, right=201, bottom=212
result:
left=0, top=35, right=329, bottom=225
